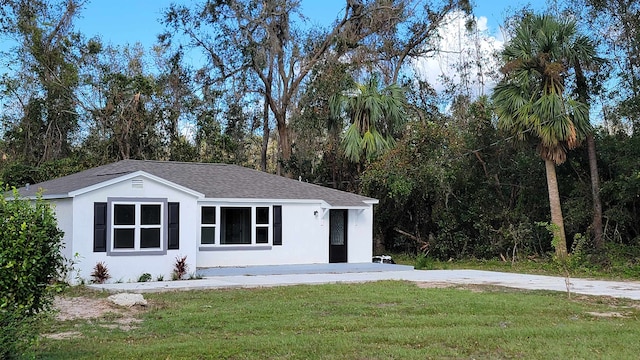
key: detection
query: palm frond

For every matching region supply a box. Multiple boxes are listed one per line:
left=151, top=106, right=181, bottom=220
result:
left=333, top=74, right=407, bottom=163
left=343, top=124, right=363, bottom=163
left=491, top=13, right=595, bottom=164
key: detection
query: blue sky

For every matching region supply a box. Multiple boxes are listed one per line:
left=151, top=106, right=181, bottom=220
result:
left=75, top=0, right=541, bottom=49
left=0, top=0, right=544, bottom=100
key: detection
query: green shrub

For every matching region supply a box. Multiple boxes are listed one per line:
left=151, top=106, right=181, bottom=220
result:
left=415, top=253, right=435, bottom=270
left=138, top=273, right=152, bottom=282
left=0, top=187, right=65, bottom=358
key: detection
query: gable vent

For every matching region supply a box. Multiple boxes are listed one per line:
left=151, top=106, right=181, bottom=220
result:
left=132, top=179, right=144, bottom=189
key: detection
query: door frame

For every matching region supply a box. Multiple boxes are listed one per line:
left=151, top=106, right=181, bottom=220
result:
left=329, top=209, right=348, bottom=263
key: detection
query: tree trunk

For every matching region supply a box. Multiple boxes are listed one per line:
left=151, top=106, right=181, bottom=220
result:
left=587, top=134, right=604, bottom=248
left=544, top=158, right=567, bottom=258
left=277, top=124, right=290, bottom=161
left=574, top=61, right=604, bottom=250
left=260, top=99, right=270, bottom=172
left=276, top=115, right=291, bottom=177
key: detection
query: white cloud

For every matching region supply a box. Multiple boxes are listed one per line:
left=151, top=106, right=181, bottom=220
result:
left=412, top=11, right=504, bottom=98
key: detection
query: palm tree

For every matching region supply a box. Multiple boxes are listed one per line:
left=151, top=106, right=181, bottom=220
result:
left=329, top=75, right=407, bottom=163
left=491, top=14, right=594, bottom=258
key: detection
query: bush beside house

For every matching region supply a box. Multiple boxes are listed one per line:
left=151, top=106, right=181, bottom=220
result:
left=0, top=187, right=65, bottom=358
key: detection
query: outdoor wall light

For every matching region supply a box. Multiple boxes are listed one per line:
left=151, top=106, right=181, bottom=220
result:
left=314, top=210, right=319, bottom=216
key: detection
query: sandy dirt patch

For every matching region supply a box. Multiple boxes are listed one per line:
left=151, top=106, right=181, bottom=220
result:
left=415, top=281, right=459, bottom=289
left=54, top=296, right=120, bottom=321
left=43, top=296, right=147, bottom=340
left=415, top=282, right=491, bottom=293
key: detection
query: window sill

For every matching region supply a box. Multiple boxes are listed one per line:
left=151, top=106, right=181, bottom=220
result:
left=107, top=249, right=166, bottom=256
left=199, top=245, right=273, bottom=251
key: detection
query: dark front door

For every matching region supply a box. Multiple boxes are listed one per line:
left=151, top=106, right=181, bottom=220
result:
left=329, top=209, right=348, bottom=263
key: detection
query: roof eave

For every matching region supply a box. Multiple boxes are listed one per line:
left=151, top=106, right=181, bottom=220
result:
left=40, top=194, right=71, bottom=200
left=3, top=192, right=70, bottom=201
left=321, top=202, right=376, bottom=208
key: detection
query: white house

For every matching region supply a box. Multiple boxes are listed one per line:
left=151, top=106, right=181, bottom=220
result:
left=17, top=160, right=378, bottom=283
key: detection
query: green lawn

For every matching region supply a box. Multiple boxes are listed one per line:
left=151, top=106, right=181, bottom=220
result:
left=39, top=281, right=640, bottom=359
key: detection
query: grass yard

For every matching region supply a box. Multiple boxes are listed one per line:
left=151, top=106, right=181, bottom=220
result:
left=39, top=281, right=640, bottom=359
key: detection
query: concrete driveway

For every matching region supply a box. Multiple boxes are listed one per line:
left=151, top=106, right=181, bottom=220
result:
left=88, top=265, right=640, bottom=300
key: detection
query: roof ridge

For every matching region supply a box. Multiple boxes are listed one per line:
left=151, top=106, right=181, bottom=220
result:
left=122, top=159, right=229, bottom=167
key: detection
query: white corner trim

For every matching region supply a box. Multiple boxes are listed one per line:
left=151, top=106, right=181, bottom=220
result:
left=68, top=171, right=204, bottom=198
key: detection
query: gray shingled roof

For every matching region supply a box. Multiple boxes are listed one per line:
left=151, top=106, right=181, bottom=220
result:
left=17, top=160, right=376, bottom=207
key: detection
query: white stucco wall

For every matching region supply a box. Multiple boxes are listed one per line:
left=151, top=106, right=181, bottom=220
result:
left=68, top=175, right=199, bottom=284
left=347, top=208, right=374, bottom=263
left=196, top=203, right=330, bottom=267
left=49, top=199, right=74, bottom=279
left=196, top=203, right=375, bottom=267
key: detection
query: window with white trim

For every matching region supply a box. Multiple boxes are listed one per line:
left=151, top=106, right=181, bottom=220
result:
left=199, top=205, right=273, bottom=246
left=221, top=207, right=251, bottom=244
left=201, top=206, right=216, bottom=244
left=255, top=207, right=269, bottom=244
left=112, top=202, right=163, bottom=251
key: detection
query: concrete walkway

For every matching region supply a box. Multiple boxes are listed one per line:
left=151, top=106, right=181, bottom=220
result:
left=196, top=262, right=414, bottom=276
left=87, top=265, right=640, bottom=300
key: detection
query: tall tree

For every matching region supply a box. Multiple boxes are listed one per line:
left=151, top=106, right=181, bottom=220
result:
left=289, top=59, right=355, bottom=187
left=151, top=48, right=198, bottom=161
left=161, top=0, right=338, bottom=171
left=491, top=14, right=593, bottom=258
left=83, top=44, right=164, bottom=161
left=554, top=0, right=605, bottom=250
left=0, top=0, right=85, bottom=165
left=161, top=0, right=468, bottom=175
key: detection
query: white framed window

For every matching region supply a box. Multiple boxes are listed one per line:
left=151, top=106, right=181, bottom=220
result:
left=255, top=207, right=270, bottom=244
left=199, top=205, right=272, bottom=247
left=97, top=198, right=176, bottom=256
left=201, top=206, right=216, bottom=245
left=110, top=200, right=164, bottom=252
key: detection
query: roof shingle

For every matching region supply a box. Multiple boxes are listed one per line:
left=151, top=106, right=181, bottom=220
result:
left=17, top=160, right=376, bottom=207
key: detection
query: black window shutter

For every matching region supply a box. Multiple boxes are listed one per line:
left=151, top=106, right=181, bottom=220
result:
left=273, top=205, right=282, bottom=246
left=94, top=202, right=107, bottom=252
left=168, top=202, right=180, bottom=250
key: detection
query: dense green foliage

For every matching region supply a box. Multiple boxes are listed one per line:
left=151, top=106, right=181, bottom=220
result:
left=0, top=188, right=65, bottom=358
left=362, top=99, right=552, bottom=258
left=363, top=94, right=640, bottom=262
left=40, top=283, right=640, bottom=359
